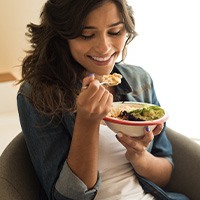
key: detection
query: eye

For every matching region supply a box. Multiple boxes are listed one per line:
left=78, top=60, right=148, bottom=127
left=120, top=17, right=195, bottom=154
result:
left=108, top=30, right=121, bottom=36
left=80, top=34, right=94, bottom=40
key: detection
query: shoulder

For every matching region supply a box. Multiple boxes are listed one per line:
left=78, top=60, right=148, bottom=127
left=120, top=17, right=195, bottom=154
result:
left=115, top=63, right=153, bottom=84
left=17, top=81, right=32, bottom=98
left=115, top=63, right=151, bottom=78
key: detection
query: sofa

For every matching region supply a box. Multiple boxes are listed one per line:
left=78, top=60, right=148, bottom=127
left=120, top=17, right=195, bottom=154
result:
left=0, top=127, right=200, bottom=200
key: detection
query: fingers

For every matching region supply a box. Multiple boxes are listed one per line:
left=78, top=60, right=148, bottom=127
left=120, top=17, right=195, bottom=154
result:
left=77, top=75, right=113, bottom=119
left=152, top=124, right=164, bottom=136
left=86, top=88, right=113, bottom=116
left=81, top=74, right=95, bottom=89
left=81, top=74, right=113, bottom=103
left=116, top=124, right=164, bottom=155
left=81, top=81, right=112, bottom=105
left=116, top=132, right=144, bottom=152
left=116, top=129, right=154, bottom=153
left=98, top=89, right=113, bottom=107
left=81, top=76, right=104, bottom=99
left=142, top=127, right=154, bottom=146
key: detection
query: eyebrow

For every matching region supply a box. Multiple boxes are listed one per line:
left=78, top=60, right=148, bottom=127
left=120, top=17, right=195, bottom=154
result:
left=83, top=21, right=124, bottom=30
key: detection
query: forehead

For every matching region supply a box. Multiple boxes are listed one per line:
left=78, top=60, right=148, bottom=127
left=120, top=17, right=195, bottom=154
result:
left=84, top=2, right=123, bottom=26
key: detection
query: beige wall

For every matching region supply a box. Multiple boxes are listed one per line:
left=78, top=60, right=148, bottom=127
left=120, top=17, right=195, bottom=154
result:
left=0, top=0, right=45, bottom=78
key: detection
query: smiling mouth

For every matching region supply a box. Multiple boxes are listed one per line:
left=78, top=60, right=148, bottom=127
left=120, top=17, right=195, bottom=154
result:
left=89, top=53, right=115, bottom=62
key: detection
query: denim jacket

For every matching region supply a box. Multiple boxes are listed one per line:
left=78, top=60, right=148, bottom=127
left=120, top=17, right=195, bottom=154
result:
left=17, top=64, right=188, bottom=200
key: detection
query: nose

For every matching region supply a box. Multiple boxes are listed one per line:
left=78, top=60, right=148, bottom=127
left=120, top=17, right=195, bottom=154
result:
left=94, top=34, right=111, bottom=54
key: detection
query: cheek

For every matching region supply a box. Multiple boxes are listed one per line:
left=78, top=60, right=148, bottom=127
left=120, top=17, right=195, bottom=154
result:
left=116, top=35, right=127, bottom=50
left=70, top=44, right=82, bottom=56
left=68, top=40, right=86, bottom=58
left=72, top=47, right=87, bottom=63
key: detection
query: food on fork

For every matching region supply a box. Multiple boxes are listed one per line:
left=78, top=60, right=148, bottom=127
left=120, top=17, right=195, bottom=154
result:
left=102, top=73, right=122, bottom=86
left=82, top=73, right=122, bottom=89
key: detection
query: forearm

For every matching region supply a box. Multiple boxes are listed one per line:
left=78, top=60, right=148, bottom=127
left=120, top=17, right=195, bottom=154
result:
left=131, top=151, right=172, bottom=187
left=68, top=75, right=113, bottom=189
left=67, top=115, right=100, bottom=189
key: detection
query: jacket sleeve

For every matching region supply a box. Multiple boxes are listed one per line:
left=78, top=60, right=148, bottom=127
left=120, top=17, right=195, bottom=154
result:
left=17, top=90, right=100, bottom=200
left=148, top=77, right=173, bottom=161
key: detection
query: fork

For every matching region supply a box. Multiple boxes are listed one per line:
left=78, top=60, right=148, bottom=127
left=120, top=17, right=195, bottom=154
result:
left=82, top=81, right=115, bottom=89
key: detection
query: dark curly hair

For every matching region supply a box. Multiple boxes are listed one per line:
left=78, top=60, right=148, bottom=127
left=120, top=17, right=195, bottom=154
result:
left=19, top=0, right=137, bottom=116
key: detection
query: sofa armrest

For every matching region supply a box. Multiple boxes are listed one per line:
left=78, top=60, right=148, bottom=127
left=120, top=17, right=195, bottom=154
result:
left=165, top=127, right=200, bottom=200
left=0, top=133, right=41, bottom=200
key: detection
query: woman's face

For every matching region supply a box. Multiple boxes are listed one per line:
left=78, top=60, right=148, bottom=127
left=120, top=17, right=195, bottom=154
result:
left=68, top=2, right=127, bottom=76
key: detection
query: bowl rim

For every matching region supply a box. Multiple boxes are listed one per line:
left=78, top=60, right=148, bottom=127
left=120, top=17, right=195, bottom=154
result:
left=103, top=101, right=169, bottom=126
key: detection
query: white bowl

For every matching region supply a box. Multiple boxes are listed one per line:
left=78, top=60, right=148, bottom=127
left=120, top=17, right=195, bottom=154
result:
left=103, top=101, right=169, bottom=137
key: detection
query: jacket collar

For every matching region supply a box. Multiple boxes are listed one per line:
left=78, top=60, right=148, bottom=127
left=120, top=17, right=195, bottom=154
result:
left=112, top=64, right=133, bottom=95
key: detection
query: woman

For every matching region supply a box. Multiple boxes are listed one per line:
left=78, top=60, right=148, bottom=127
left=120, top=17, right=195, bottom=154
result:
left=17, top=0, right=189, bottom=199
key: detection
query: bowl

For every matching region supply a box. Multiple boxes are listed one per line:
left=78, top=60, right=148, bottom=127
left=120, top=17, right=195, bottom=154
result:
left=103, top=101, right=169, bottom=137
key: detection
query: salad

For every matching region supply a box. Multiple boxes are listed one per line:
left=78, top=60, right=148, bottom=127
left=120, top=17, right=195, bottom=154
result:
left=108, top=103, right=165, bottom=121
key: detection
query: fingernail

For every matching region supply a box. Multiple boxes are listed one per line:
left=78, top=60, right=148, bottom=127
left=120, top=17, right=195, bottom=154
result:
left=117, top=132, right=123, bottom=138
left=145, top=126, right=150, bottom=132
left=88, top=73, right=94, bottom=77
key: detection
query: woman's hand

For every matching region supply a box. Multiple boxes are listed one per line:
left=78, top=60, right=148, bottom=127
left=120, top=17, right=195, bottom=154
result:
left=116, top=124, right=163, bottom=162
left=116, top=124, right=172, bottom=187
left=76, top=74, right=113, bottom=123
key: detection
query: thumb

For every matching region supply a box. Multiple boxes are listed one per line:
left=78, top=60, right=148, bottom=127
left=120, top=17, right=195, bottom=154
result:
left=82, top=74, right=95, bottom=88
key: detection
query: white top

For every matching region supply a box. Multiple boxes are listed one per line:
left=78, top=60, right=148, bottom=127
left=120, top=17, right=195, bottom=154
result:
left=95, top=125, right=155, bottom=200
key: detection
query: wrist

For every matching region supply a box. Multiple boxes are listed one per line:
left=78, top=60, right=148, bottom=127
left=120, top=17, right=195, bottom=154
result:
left=129, top=150, right=151, bottom=172
left=76, top=111, right=102, bottom=124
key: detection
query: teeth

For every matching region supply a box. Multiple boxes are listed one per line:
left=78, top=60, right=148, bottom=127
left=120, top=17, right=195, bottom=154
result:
left=92, top=56, right=110, bottom=62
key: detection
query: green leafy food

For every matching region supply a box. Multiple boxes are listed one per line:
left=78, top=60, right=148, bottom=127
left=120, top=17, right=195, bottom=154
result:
left=119, top=105, right=165, bottom=121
